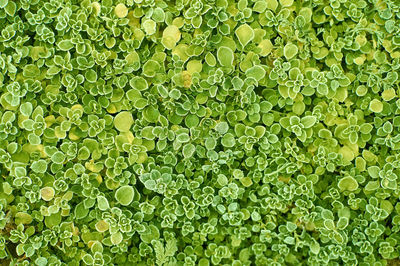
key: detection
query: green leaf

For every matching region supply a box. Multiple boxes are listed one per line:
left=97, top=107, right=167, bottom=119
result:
left=221, top=133, right=236, bottom=147
left=217, top=46, right=234, bottom=68
left=28, top=134, right=41, bottom=145
left=5, top=1, right=16, bottom=16
left=182, top=143, right=195, bottom=158
left=140, top=224, right=160, bottom=243
left=161, top=25, right=181, bottom=49
left=142, top=19, right=157, bottom=35
left=245, top=65, right=266, bottom=81
left=31, top=160, right=48, bottom=174
left=284, top=43, right=298, bottom=60
left=0, top=0, right=8, bottom=8
left=130, top=77, right=148, bottom=91
left=15, top=212, right=33, bottom=225
left=253, top=1, right=268, bottom=13
left=338, top=176, right=358, bottom=191
left=22, top=119, right=34, bottom=130
left=369, top=99, right=383, bottom=113
left=20, top=102, right=33, bottom=116
left=309, top=240, right=320, bottom=254
left=45, top=213, right=62, bottom=228
left=23, top=64, right=40, bottom=78
left=85, top=69, right=97, bottom=83
left=97, top=196, right=110, bottom=211
left=74, top=202, right=89, bottom=219
left=143, top=106, right=160, bottom=123
left=58, top=40, right=74, bottom=51
left=115, top=186, right=135, bottom=206
left=360, top=123, right=373, bottom=134
left=114, top=3, right=128, bottom=18
left=185, top=114, right=199, bottom=128
left=205, top=137, right=216, bottom=150
left=205, top=52, right=216, bottom=66
left=82, top=254, right=94, bottom=265
left=217, top=174, right=228, bottom=186
left=255, top=126, right=266, bottom=138
left=336, top=217, right=349, bottom=230
left=41, top=187, right=55, bottom=201
left=142, top=60, right=160, bottom=77
left=240, top=176, right=253, bottom=187
left=215, top=122, right=229, bottom=135
left=235, top=24, right=254, bottom=47
left=368, top=166, right=380, bottom=179
left=301, top=116, right=317, bottom=128
left=51, top=151, right=65, bottom=164
left=114, top=111, right=134, bottom=132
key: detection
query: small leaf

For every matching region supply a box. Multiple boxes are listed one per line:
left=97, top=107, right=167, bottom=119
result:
left=28, top=134, right=41, bottom=145
left=45, top=213, right=62, bottom=228
left=114, top=3, right=128, bottom=18
left=58, top=40, right=74, bottom=51
left=0, top=0, right=8, bottom=8
left=245, top=65, right=266, bottom=81
left=115, top=186, right=135, bottom=206
left=217, top=174, right=228, bottom=186
left=15, top=212, right=33, bottom=225
left=31, top=160, right=48, bottom=174
left=336, top=217, right=349, bottom=230
left=162, top=25, right=181, bottom=49
left=111, top=232, right=123, bottom=245
left=284, top=43, right=298, bottom=60
left=142, top=19, right=157, bottom=35
left=205, top=137, right=216, bottom=150
left=51, top=151, right=65, bottom=164
left=215, top=122, right=229, bottom=135
left=310, top=240, right=320, bottom=254
left=85, top=69, right=97, bottom=83
left=368, top=166, right=380, bottom=179
left=253, top=1, right=268, bottom=13
left=369, top=99, right=383, bottom=113
left=338, top=176, right=358, bottom=191
left=240, top=176, right=253, bottom=187
left=258, top=39, right=273, bottom=56
left=221, top=133, right=236, bottom=147
left=5, top=1, right=16, bottom=16
left=142, top=60, right=160, bottom=77
left=130, top=76, right=148, bottom=91
left=280, top=0, right=293, bottom=7
left=82, top=254, right=94, bottom=265
left=97, top=196, right=110, bottom=211
left=74, top=202, right=89, bottom=219
left=20, top=102, right=33, bottom=116
left=22, top=119, right=34, bottom=130
left=182, top=143, right=195, bottom=158
left=143, top=106, right=160, bottom=123
left=23, top=64, right=40, bottom=78
left=301, top=116, right=317, bottom=128
left=266, top=0, right=278, bottom=11
left=95, top=220, right=110, bottom=233
left=235, top=24, right=254, bottom=47
left=41, top=187, right=55, bottom=201
left=217, top=46, right=234, bottom=68
left=114, top=111, right=134, bottom=132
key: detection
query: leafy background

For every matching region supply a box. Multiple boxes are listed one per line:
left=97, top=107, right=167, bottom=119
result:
left=0, top=0, right=400, bottom=265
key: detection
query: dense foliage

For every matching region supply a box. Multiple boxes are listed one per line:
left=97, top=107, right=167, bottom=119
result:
left=0, top=0, right=400, bottom=265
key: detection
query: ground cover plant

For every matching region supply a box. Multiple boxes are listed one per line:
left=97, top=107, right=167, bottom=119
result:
left=0, top=0, right=400, bottom=265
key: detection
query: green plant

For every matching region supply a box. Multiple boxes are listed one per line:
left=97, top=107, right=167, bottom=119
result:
left=0, top=0, right=400, bottom=265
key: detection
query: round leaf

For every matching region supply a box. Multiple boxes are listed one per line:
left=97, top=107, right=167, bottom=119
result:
left=114, top=111, right=134, bottom=132
left=115, top=186, right=135, bottom=206
left=235, top=24, right=254, bottom=47
left=338, top=176, right=359, bottom=191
